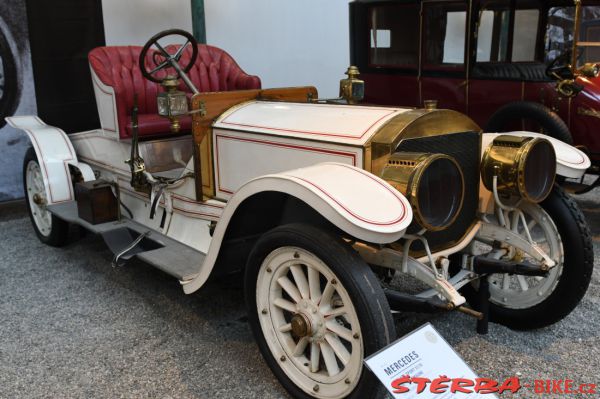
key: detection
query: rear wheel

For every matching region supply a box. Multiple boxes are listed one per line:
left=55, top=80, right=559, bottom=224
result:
left=486, top=101, right=573, bottom=144
left=245, top=223, right=395, bottom=399
left=23, top=147, right=69, bottom=246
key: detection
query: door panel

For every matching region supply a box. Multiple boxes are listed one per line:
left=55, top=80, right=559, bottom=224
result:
left=421, top=77, right=467, bottom=112
left=468, top=80, right=521, bottom=128
left=363, top=73, right=419, bottom=107
left=420, top=2, right=468, bottom=112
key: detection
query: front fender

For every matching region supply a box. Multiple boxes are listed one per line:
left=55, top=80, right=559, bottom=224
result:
left=182, top=162, right=412, bottom=293
left=5, top=116, right=95, bottom=204
left=482, top=132, right=591, bottom=178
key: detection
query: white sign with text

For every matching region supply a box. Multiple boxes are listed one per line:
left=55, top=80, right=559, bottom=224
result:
left=365, top=323, right=499, bottom=399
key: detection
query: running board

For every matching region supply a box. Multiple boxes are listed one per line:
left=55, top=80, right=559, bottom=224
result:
left=47, top=201, right=204, bottom=281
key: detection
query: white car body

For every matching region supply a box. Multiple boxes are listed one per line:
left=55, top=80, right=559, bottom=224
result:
left=5, top=97, right=590, bottom=296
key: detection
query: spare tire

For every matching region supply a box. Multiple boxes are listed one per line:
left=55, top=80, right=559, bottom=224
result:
left=485, top=101, right=573, bottom=144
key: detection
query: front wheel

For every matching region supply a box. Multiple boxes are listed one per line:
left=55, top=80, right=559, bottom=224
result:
left=464, top=186, right=593, bottom=330
left=245, top=223, right=395, bottom=399
left=23, top=147, right=69, bottom=246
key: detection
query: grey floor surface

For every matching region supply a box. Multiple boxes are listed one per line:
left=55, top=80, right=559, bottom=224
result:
left=0, top=193, right=598, bottom=399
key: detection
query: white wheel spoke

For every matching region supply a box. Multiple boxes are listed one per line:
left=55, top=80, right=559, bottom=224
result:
left=290, top=265, right=310, bottom=300
left=277, top=276, right=302, bottom=303
left=326, top=320, right=354, bottom=342
left=527, top=219, right=537, bottom=231
left=279, top=323, right=292, bottom=333
left=293, top=337, right=309, bottom=357
left=320, top=341, right=340, bottom=377
left=534, top=276, right=544, bottom=282
left=319, top=281, right=335, bottom=309
left=310, top=342, right=320, bottom=373
left=324, top=306, right=347, bottom=318
left=502, top=274, right=511, bottom=291
left=35, top=177, right=44, bottom=192
left=516, top=275, right=530, bottom=291
left=273, top=298, right=297, bottom=313
left=307, top=267, right=321, bottom=302
left=325, top=333, right=350, bottom=366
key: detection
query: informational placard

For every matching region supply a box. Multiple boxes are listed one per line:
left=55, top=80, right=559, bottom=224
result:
left=365, top=323, right=499, bottom=399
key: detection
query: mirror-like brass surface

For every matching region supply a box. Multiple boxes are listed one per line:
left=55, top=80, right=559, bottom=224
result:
left=364, top=109, right=481, bottom=176
left=579, top=63, right=600, bottom=78
left=339, top=66, right=364, bottom=104
left=381, top=152, right=464, bottom=231
left=481, top=135, right=556, bottom=203
left=290, top=313, right=312, bottom=339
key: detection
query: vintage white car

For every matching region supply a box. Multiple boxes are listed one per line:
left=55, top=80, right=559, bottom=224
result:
left=6, top=30, right=594, bottom=399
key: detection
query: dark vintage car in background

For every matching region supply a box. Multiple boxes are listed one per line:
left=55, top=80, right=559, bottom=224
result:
left=350, top=0, right=600, bottom=191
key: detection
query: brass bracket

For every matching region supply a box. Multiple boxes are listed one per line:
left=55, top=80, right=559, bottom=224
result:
left=188, top=101, right=207, bottom=117
left=556, top=79, right=583, bottom=98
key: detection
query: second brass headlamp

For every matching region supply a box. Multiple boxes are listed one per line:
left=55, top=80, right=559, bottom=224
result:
left=481, top=135, right=556, bottom=203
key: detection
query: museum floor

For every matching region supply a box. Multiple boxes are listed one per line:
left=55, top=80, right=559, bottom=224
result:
left=0, top=191, right=598, bottom=398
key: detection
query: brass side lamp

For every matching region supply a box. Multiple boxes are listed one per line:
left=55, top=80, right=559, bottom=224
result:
left=157, top=76, right=189, bottom=133
left=339, top=66, right=365, bottom=104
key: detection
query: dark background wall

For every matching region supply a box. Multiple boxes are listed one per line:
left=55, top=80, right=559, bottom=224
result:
left=0, top=0, right=105, bottom=202
left=26, top=0, right=105, bottom=133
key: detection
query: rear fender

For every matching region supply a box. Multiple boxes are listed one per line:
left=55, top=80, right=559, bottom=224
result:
left=5, top=116, right=95, bottom=204
left=182, top=162, right=412, bottom=293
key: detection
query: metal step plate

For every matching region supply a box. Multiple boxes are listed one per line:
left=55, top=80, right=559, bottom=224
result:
left=47, top=201, right=205, bottom=281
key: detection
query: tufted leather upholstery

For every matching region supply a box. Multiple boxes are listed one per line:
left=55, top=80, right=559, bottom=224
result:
left=89, top=44, right=261, bottom=139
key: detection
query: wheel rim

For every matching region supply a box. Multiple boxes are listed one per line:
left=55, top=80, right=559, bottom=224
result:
left=256, top=247, right=363, bottom=398
left=486, top=202, right=564, bottom=309
left=25, top=160, right=52, bottom=236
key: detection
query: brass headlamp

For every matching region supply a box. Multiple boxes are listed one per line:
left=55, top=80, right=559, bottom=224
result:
left=580, top=63, right=600, bottom=78
left=481, top=135, right=556, bottom=203
left=157, top=76, right=189, bottom=133
left=381, top=152, right=464, bottom=231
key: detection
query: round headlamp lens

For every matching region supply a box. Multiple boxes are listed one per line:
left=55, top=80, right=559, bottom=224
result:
left=522, top=139, right=556, bottom=202
left=381, top=153, right=464, bottom=231
left=416, top=156, right=464, bottom=229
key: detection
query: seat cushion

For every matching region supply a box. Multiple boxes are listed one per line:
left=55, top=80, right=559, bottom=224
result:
left=125, top=114, right=192, bottom=138
left=89, top=44, right=261, bottom=139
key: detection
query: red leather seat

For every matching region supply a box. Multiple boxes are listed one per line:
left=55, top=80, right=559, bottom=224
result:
left=88, top=44, right=261, bottom=139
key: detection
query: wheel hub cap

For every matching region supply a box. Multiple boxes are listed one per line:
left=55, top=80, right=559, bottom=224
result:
left=291, top=313, right=312, bottom=339
left=32, top=193, right=45, bottom=205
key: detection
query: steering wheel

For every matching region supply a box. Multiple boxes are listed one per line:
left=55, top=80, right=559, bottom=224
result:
left=546, top=50, right=574, bottom=80
left=139, top=29, right=198, bottom=84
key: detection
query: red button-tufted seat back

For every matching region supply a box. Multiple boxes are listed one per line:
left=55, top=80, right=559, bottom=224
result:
left=88, top=44, right=261, bottom=139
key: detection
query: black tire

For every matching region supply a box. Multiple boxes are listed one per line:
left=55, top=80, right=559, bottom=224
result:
left=486, top=101, right=573, bottom=144
left=462, top=185, right=593, bottom=330
left=23, top=147, right=69, bottom=247
left=245, top=223, right=395, bottom=399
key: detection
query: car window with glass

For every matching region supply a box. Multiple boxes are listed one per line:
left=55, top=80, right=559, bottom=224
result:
left=423, top=3, right=467, bottom=68
left=369, top=3, right=420, bottom=67
left=476, top=1, right=541, bottom=63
